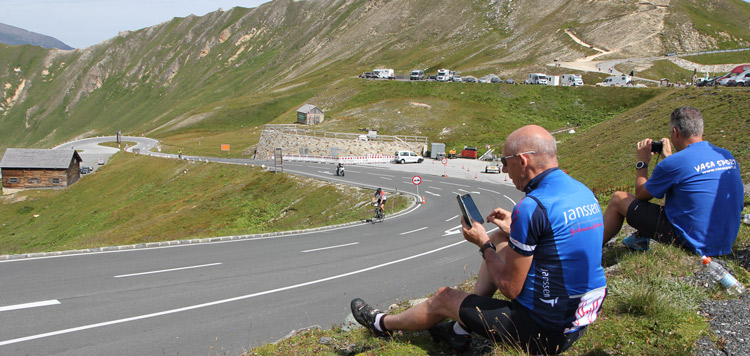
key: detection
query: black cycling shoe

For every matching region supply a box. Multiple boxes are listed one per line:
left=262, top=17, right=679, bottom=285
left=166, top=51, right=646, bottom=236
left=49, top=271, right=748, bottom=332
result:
left=429, top=321, right=471, bottom=352
left=350, top=298, right=389, bottom=337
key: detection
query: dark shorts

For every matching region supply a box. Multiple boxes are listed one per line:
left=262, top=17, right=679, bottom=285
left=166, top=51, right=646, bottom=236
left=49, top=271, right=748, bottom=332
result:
left=626, top=199, right=682, bottom=246
left=458, top=295, right=586, bottom=355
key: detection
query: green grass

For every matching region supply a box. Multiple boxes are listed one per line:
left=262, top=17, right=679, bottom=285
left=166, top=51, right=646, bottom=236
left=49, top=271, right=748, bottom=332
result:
left=618, top=60, right=697, bottom=83
left=683, top=50, right=750, bottom=66
left=242, top=86, right=750, bottom=356
left=0, top=153, right=409, bottom=255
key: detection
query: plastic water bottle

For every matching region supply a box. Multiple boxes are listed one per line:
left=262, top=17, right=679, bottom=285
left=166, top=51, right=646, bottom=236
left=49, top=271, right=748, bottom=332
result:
left=702, top=256, right=745, bottom=295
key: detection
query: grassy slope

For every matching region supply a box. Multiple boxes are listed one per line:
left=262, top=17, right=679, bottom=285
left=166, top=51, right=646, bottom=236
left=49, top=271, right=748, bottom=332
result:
left=155, top=79, right=663, bottom=158
left=244, top=86, right=750, bottom=356
left=0, top=152, right=408, bottom=255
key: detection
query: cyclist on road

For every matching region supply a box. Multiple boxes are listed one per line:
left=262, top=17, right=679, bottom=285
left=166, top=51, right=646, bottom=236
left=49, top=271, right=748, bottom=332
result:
left=373, top=188, right=387, bottom=216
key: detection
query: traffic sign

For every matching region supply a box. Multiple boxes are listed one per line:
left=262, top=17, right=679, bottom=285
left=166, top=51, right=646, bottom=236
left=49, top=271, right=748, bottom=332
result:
left=412, top=175, right=422, bottom=185
left=441, top=158, right=448, bottom=165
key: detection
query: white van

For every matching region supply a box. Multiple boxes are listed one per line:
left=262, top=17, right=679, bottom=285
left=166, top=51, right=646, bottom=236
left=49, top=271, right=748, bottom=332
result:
left=436, top=69, right=455, bottom=82
left=410, top=69, right=424, bottom=80
left=597, top=75, right=632, bottom=87
left=527, top=73, right=548, bottom=85
left=372, top=68, right=395, bottom=79
left=394, top=150, right=424, bottom=164
left=561, top=74, right=584, bottom=86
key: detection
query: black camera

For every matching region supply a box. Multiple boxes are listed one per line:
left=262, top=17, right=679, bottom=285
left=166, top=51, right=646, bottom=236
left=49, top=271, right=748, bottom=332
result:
left=651, top=140, right=663, bottom=153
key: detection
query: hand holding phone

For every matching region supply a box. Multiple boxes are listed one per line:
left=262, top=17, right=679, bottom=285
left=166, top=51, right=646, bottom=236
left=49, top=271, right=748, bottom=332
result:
left=457, top=194, right=484, bottom=225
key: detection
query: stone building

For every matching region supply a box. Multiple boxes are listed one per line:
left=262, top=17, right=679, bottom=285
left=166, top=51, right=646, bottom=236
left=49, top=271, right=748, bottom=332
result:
left=296, top=104, right=324, bottom=125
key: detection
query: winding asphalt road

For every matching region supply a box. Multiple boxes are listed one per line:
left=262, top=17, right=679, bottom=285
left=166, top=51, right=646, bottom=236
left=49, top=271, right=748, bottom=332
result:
left=1, top=137, right=523, bottom=355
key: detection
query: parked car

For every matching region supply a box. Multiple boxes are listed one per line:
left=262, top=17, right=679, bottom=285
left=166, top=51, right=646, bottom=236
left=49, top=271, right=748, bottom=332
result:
left=410, top=69, right=425, bottom=80
left=731, top=70, right=749, bottom=86
left=485, top=164, right=500, bottom=173
left=463, top=76, right=477, bottom=83
left=491, top=77, right=501, bottom=83
left=80, top=166, right=93, bottom=174
left=505, top=78, right=515, bottom=84
left=453, top=75, right=463, bottom=82
left=394, top=150, right=424, bottom=164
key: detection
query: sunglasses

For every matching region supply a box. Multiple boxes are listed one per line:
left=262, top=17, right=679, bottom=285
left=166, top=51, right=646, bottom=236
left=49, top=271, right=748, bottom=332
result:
left=500, top=151, right=536, bottom=166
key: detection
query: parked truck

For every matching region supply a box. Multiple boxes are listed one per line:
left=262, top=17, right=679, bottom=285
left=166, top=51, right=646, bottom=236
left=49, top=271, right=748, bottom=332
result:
left=436, top=69, right=455, bottom=82
left=410, top=69, right=425, bottom=80
left=546, top=75, right=560, bottom=86
left=561, top=74, right=584, bottom=86
left=430, top=143, right=446, bottom=159
left=527, top=73, right=549, bottom=85
left=372, top=68, right=395, bottom=79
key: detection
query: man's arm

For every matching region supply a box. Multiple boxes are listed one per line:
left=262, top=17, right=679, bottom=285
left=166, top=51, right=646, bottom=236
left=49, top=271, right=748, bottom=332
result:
left=462, top=214, right=532, bottom=300
left=634, top=139, right=655, bottom=200
left=483, top=244, right=532, bottom=299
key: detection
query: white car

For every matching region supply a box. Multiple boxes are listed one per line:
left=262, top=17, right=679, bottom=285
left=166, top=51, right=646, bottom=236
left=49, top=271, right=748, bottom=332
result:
left=394, top=150, right=424, bottom=164
left=485, top=164, right=500, bottom=173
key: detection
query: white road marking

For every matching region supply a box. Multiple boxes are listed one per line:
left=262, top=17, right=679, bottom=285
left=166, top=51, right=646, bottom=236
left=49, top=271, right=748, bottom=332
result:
left=302, top=242, right=359, bottom=253
left=428, top=186, right=442, bottom=190
left=0, top=241, right=466, bottom=347
left=443, top=225, right=463, bottom=236
left=114, top=263, right=222, bottom=278
left=478, top=187, right=502, bottom=195
left=504, top=195, right=517, bottom=205
left=441, top=182, right=470, bottom=188
left=0, top=300, right=60, bottom=312
left=381, top=177, right=393, bottom=181
left=400, top=227, right=428, bottom=235
left=369, top=173, right=394, bottom=177
left=425, top=191, right=440, bottom=197
left=445, top=215, right=459, bottom=222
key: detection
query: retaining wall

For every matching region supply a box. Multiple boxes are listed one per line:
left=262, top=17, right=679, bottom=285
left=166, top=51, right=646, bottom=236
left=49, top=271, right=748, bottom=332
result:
left=255, top=129, right=427, bottom=159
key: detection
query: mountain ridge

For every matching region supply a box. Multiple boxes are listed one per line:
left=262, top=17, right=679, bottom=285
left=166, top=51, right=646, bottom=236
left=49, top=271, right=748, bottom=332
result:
left=0, top=22, right=73, bottom=50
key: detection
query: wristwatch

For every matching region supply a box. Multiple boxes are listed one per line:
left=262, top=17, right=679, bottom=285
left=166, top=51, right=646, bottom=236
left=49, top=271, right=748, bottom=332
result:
left=479, top=241, right=496, bottom=259
left=635, top=161, right=648, bottom=170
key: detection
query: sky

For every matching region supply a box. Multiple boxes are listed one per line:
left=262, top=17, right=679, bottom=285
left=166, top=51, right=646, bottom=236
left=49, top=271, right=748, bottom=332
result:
left=2, top=0, right=271, bottom=49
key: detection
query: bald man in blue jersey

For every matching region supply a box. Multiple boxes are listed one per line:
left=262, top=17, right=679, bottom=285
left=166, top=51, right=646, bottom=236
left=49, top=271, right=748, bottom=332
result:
left=350, top=125, right=607, bottom=354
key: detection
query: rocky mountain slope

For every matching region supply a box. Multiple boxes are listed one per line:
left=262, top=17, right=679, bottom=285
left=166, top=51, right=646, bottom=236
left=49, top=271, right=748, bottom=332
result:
left=0, top=0, right=748, bottom=152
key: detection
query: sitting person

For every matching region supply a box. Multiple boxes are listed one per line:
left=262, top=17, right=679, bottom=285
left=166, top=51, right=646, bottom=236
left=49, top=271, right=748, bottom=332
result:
left=602, top=106, right=744, bottom=256
left=350, top=125, right=607, bottom=354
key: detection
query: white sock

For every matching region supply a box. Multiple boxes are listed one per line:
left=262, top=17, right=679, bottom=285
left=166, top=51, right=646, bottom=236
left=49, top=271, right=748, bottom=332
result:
left=453, top=321, right=470, bottom=335
left=374, top=313, right=386, bottom=332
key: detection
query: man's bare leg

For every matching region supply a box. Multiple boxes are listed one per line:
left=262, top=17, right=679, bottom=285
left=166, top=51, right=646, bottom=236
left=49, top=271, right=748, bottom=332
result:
left=602, top=191, right=636, bottom=245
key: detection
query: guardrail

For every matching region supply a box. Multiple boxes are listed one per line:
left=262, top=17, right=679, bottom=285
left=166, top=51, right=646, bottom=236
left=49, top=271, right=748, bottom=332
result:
left=262, top=124, right=428, bottom=145
left=278, top=154, right=396, bottom=165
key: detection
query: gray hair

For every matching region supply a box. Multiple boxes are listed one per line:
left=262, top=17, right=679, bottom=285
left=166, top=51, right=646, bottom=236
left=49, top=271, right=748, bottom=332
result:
left=670, top=107, right=704, bottom=138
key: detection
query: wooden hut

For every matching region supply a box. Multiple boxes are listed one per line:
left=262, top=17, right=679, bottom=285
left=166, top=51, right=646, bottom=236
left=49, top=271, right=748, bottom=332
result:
left=296, top=104, right=324, bottom=125
left=0, top=148, right=83, bottom=190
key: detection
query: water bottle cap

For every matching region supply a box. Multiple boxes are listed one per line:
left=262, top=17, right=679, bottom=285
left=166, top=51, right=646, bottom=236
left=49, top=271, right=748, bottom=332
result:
left=702, top=256, right=712, bottom=265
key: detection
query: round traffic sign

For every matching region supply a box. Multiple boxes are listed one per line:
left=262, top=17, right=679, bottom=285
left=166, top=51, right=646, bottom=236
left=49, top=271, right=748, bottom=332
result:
left=412, top=175, right=422, bottom=185
left=441, top=158, right=448, bottom=165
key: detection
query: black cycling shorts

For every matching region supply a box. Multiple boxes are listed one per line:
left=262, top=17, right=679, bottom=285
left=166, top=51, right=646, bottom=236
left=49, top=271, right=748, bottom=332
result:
left=458, top=295, right=585, bottom=355
left=626, top=199, right=681, bottom=246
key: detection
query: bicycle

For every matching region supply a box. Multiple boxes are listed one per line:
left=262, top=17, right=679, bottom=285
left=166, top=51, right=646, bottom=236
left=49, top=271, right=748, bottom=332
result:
left=372, top=202, right=385, bottom=223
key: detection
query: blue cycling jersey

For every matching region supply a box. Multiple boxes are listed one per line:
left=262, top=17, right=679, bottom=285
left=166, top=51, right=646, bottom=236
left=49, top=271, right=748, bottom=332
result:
left=645, top=141, right=743, bottom=256
left=509, top=168, right=607, bottom=333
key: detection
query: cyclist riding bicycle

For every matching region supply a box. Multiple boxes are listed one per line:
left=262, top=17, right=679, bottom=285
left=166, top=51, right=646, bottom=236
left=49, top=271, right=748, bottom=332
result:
left=373, top=188, right=387, bottom=216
